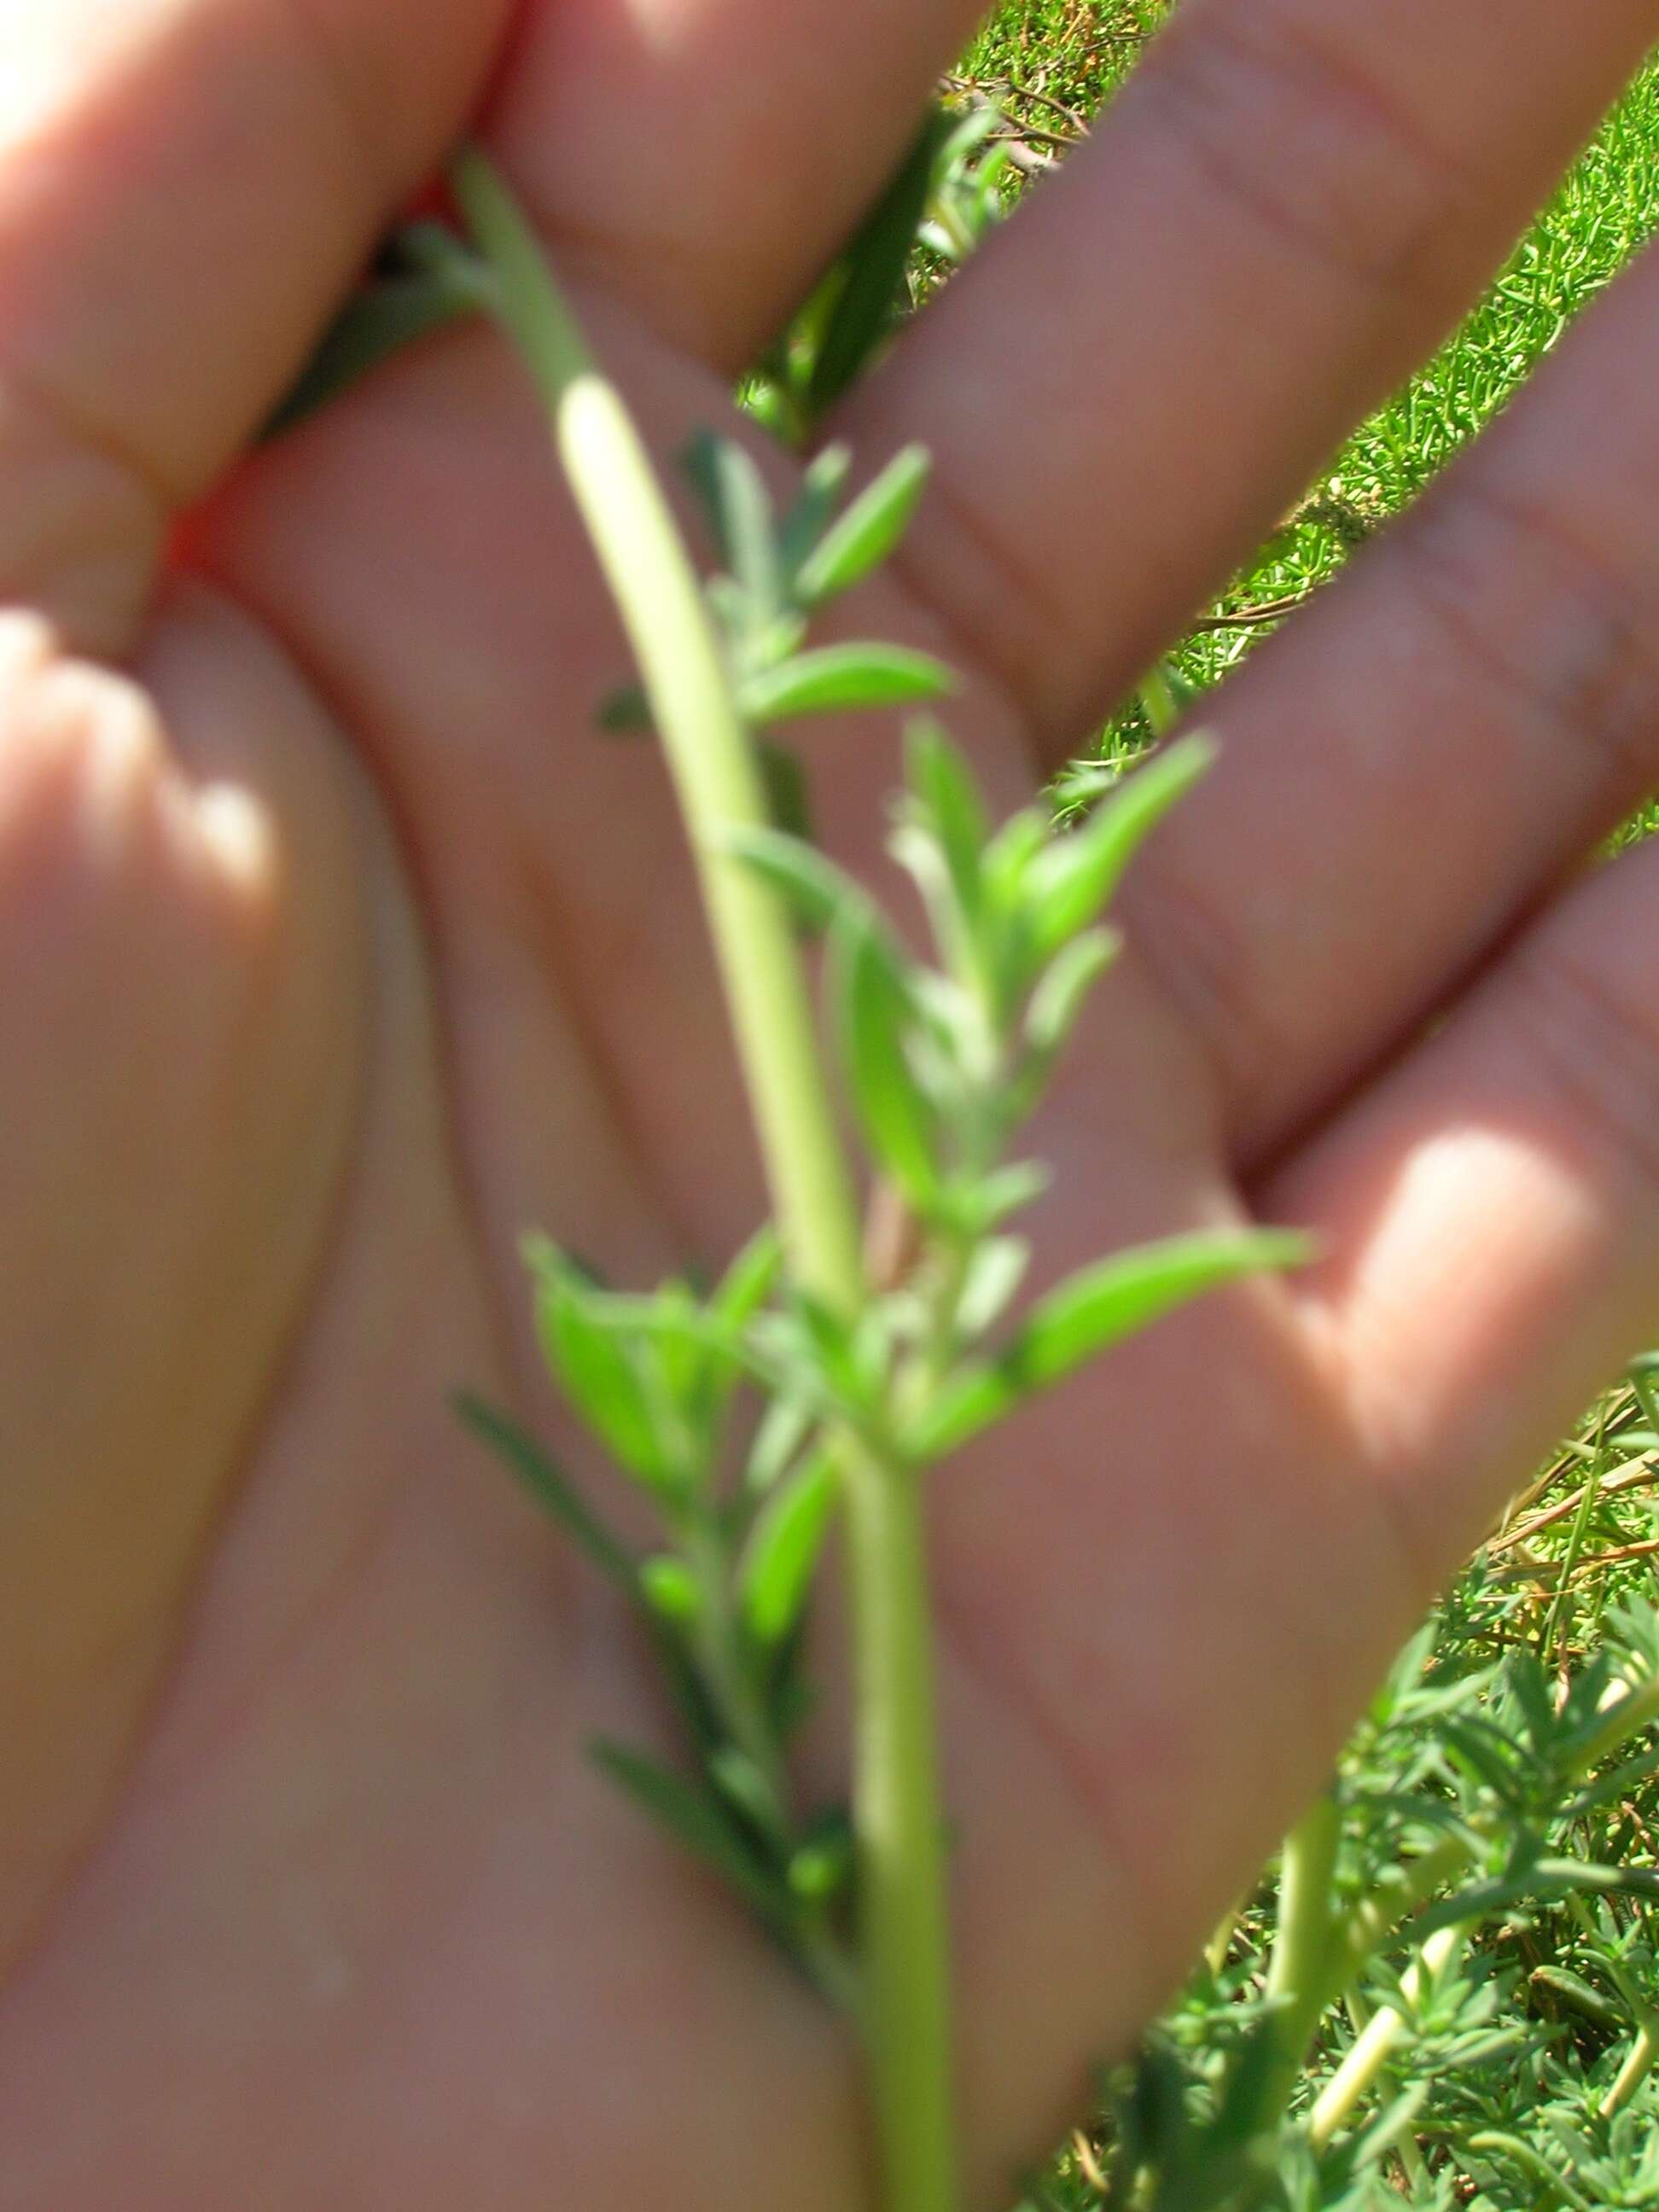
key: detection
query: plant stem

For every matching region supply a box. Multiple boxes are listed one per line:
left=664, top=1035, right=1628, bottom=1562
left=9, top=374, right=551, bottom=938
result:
left=1321, top=1831, right=1473, bottom=2010
left=843, top=1437, right=956, bottom=2212
left=450, top=148, right=860, bottom=1308
left=1601, top=2017, right=1659, bottom=2120
left=1308, top=1922, right=1467, bottom=2151
left=1306, top=1664, right=1659, bottom=2046
left=1341, top=1990, right=1429, bottom=2192
left=1566, top=1895, right=1659, bottom=2121
left=1224, top=1792, right=1341, bottom=2134
left=451, top=147, right=957, bottom=2212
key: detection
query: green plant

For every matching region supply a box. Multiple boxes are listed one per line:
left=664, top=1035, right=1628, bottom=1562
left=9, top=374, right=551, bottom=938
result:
left=264, top=12, right=1659, bottom=2203
left=1041, top=1389, right=1659, bottom=2212
left=277, top=118, right=1307, bottom=2212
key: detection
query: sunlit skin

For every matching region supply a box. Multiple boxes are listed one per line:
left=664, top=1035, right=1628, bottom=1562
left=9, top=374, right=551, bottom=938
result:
left=3, top=2, right=1659, bottom=2204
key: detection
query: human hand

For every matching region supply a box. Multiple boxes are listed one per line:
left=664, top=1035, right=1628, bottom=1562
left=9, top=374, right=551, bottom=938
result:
left=3, top=3, right=1658, bottom=2204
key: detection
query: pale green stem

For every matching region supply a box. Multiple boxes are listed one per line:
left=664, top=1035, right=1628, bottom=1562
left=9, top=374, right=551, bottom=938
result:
left=1260, top=1634, right=1659, bottom=2172
left=1309, top=1922, right=1467, bottom=2151
left=1301, top=1662, right=1659, bottom=2136
left=1321, top=1831, right=1473, bottom=2010
left=1228, top=1792, right=1342, bottom=2133
left=1566, top=1895, right=1659, bottom=2122
left=451, top=148, right=957, bottom=2212
left=450, top=149, right=859, bottom=1307
left=1465, top=2132, right=1593, bottom=2212
left=1342, top=1987, right=1429, bottom=2189
left=843, top=1437, right=955, bottom=2212
left=1601, top=2019, right=1659, bottom=2121
left=1266, top=1794, right=1342, bottom=2023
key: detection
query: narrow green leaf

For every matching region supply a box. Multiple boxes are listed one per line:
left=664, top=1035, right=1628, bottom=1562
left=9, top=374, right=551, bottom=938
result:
left=757, top=739, right=814, bottom=843
left=746, top=1391, right=818, bottom=1495
left=720, top=824, right=865, bottom=934
left=779, top=442, right=854, bottom=577
left=709, top=1747, right=789, bottom=1848
left=832, top=907, right=940, bottom=1209
left=795, top=445, right=932, bottom=606
left=1026, top=733, right=1218, bottom=962
left=910, top=1228, right=1316, bottom=1459
left=746, top=1310, right=864, bottom=1428
left=713, top=1225, right=783, bottom=1335
left=1565, top=1739, right=1659, bottom=1820
left=972, top=144, right=1015, bottom=216
left=934, top=102, right=1004, bottom=179
left=1140, top=661, right=1202, bottom=739
left=1024, top=928, right=1119, bottom=1061
left=577, top=1280, right=795, bottom=1405
left=595, top=683, right=654, bottom=735
left=266, top=264, right=480, bottom=436
left=452, top=1391, right=637, bottom=1592
left=682, top=429, right=732, bottom=555
left=648, top=1278, right=719, bottom=1445
left=955, top=1237, right=1031, bottom=1342
left=526, top=1242, right=670, bottom=1490
left=588, top=1740, right=793, bottom=1936
left=638, top=1555, right=704, bottom=1627
left=683, top=431, right=784, bottom=630
left=772, top=1292, right=871, bottom=1415
left=963, top=1160, right=1052, bottom=1233
left=807, top=109, right=952, bottom=416
left=901, top=720, right=989, bottom=965
left=789, top=1813, right=855, bottom=1902
left=739, top=643, right=956, bottom=725
left=981, top=807, right=1048, bottom=922
left=1529, top=1965, right=1623, bottom=2029
left=741, top=1452, right=839, bottom=1646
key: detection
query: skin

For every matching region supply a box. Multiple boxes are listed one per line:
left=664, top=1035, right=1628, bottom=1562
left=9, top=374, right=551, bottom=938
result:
left=3, top=0, right=1659, bottom=2202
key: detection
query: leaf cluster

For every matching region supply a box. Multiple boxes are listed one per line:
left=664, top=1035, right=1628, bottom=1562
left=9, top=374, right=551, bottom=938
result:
left=468, top=434, right=1304, bottom=1983
left=1059, top=1576, right=1659, bottom=2212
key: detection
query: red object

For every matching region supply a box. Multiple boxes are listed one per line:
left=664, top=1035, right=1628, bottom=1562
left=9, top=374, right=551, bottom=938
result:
left=401, top=175, right=462, bottom=230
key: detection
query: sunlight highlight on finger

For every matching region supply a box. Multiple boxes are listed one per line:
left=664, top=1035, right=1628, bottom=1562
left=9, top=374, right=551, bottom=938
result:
left=1275, top=839, right=1659, bottom=1582
left=850, top=0, right=1659, bottom=752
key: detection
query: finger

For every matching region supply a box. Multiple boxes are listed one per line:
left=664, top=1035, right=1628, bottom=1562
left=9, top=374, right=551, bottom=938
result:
left=487, top=0, right=988, bottom=370
left=844, top=0, right=1658, bottom=750
left=1096, top=221, right=1659, bottom=1172
left=0, top=0, right=509, bottom=651
left=1266, top=832, right=1659, bottom=1586
left=0, top=589, right=367, bottom=1971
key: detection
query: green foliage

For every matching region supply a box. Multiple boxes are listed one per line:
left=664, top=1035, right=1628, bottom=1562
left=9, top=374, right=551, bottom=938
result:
left=263, top=223, right=489, bottom=436
left=469, top=470, right=1304, bottom=2008
left=747, top=106, right=1014, bottom=439
left=270, top=11, right=1659, bottom=2204
left=1029, top=1382, right=1659, bottom=2212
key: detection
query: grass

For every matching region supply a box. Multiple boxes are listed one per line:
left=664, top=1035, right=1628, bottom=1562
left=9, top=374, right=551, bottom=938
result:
left=963, top=6, right=1659, bottom=834
left=940, top=8, right=1659, bottom=2206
